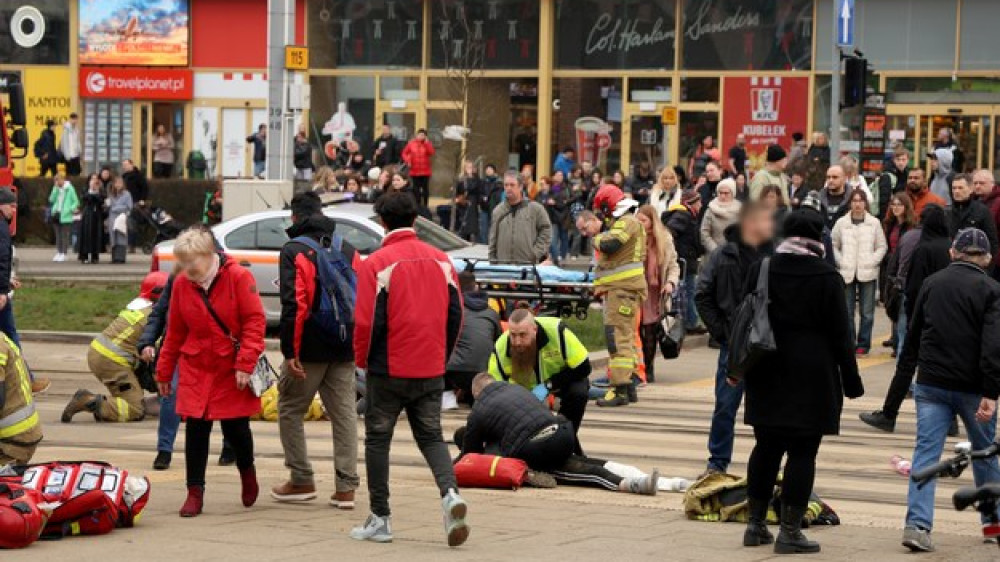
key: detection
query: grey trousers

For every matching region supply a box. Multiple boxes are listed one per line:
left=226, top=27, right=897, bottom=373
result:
left=277, top=361, right=360, bottom=492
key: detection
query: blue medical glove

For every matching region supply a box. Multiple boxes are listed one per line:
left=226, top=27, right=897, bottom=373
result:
left=531, top=383, right=549, bottom=402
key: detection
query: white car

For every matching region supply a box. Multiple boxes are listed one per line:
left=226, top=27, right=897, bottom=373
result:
left=151, top=201, right=487, bottom=325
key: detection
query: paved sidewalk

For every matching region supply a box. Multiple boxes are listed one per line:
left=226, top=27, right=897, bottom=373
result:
left=9, top=338, right=998, bottom=561
left=16, top=245, right=151, bottom=282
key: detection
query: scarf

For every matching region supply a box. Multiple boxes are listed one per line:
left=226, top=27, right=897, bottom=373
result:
left=194, top=254, right=221, bottom=291
left=777, top=236, right=825, bottom=259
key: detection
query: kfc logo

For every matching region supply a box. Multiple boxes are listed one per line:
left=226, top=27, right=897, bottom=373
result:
left=86, top=72, right=106, bottom=94
left=750, top=77, right=781, bottom=122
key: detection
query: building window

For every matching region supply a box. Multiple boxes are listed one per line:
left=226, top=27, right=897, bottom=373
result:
left=680, top=78, right=719, bottom=103
left=681, top=0, right=813, bottom=70
left=961, top=0, right=1000, bottom=70
left=551, top=79, right=623, bottom=174
left=309, top=0, right=423, bottom=68
left=430, top=0, right=539, bottom=69
left=308, top=76, right=376, bottom=165
left=555, top=0, right=676, bottom=70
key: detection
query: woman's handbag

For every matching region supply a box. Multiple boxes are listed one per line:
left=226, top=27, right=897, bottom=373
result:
left=658, top=292, right=685, bottom=359
left=726, top=258, right=776, bottom=381
left=884, top=276, right=903, bottom=322
left=197, top=290, right=275, bottom=397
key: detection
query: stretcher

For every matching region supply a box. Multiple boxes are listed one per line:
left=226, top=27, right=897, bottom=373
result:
left=454, top=258, right=597, bottom=320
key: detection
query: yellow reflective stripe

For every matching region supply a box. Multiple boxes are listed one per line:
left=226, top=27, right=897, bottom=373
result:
left=119, top=309, right=146, bottom=325
left=594, top=267, right=645, bottom=285
left=116, top=398, right=129, bottom=422
left=91, top=338, right=133, bottom=368
left=0, top=411, right=39, bottom=439
left=489, top=456, right=501, bottom=478
left=0, top=352, right=8, bottom=367
left=114, top=326, right=135, bottom=346
left=609, top=358, right=636, bottom=367
left=70, top=521, right=81, bottom=535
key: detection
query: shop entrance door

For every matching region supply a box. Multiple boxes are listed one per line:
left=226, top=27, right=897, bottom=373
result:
left=379, top=110, right=417, bottom=146
left=136, top=102, right=184, bottom=177
left=922, top=114, right=988, bottom=174
left=622, top=106, right=670, bottom=177
left=885, top=105, right=997, bottom=173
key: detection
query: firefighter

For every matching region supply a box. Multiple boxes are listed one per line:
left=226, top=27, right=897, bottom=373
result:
left=577, top=191, right=648, bottom=407
left=0, top=333, right=42, bottom=465
left=61, top=271, right=168, bottom=423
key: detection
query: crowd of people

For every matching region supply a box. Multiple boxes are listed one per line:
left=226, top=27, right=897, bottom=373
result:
left=4, top=122, right=1000, bottom=556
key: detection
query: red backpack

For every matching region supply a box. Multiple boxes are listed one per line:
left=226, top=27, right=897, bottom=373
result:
left=0, top=481, right=47, bottom=549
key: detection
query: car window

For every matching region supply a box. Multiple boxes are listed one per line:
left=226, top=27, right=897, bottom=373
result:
left=334, top=221, right=381, bottom=255
left=225, top=223, right=256, bottom=250
left=367, top=215, right=471, bottom=252
left=257, top=217, right=291, bottom=250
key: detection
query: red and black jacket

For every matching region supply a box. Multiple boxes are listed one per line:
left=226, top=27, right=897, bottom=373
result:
left=279, top=214, right=358, bottom=363
left=354, top=228, right=463, bottom=378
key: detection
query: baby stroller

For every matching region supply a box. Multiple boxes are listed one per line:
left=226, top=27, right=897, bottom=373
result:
left=134, top=206, right=184, bottom=254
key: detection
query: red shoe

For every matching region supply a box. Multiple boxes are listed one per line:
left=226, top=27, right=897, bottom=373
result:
left=856, top=347, right=869, bottom=356
left=240, top=466, right=259, bottom=507
left=180, top=485, right=204, bottom=517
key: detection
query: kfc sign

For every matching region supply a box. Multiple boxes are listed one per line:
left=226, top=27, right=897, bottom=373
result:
left=79, top=67, right=193, bottom=100
left=722, top=76, right=808, bottom=166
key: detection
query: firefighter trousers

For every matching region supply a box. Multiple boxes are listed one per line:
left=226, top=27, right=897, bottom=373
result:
left=87, top=350, right=145, bottom=422
left=603, top=288, right=645, bottom=386
left=0, top=442, right=37, bottom=465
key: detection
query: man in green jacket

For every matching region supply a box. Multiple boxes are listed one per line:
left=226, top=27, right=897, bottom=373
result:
left=488, top=171, right=552, bottom=264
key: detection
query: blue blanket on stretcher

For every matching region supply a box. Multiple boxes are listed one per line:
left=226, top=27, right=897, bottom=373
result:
left=451, top=260, right=593, bottom=283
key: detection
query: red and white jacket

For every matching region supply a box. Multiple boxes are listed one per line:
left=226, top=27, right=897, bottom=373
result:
left=353, top=228, right=462, bottom=378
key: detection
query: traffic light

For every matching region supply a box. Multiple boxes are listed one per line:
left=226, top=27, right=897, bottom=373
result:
left=842, top=55, right=868, bottom=108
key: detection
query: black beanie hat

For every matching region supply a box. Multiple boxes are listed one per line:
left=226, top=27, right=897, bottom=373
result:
left=783, top=208, right=825, bottom=241
left=767, top=144, right=787, bottom=163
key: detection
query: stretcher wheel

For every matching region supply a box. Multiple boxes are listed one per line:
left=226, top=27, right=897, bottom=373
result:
left=575, top=307, right=589, bottom=321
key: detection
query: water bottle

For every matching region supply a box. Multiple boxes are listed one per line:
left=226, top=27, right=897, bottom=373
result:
left=891, top=455, right=911, bottom=476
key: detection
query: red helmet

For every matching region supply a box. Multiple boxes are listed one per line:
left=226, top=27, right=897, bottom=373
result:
left=592, top=183, right=625, bottom=216
left=140, top=271, right=169, bottom=301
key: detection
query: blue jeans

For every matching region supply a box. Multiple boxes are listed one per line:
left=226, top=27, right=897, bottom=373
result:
left=253, top=160, right=266, bottom=176
left=905, top=383, right=1000, bottom=530
left=550, top=224, right=569, bottom=261
left=845, top=280, right=876, bottom=351
left=157, top=369, right=181, bottom=453
left=479, top=210, right=490, bottom=244
left=706, top=344, right=744, bottom=472
left=683, top=271, right=701, bottom=331
left=895, top=295, right=908, bottom=358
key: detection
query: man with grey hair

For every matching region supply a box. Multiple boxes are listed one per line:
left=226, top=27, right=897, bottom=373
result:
left=488, top=170, right=551, bottom=263
left=899, top=227, right=1000, bottom=553
left=973, top=169, right=1000, bottom=279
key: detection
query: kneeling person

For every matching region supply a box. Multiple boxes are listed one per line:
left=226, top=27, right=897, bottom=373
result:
left=460, top=374, right=657, bottom=495
left=0, top=334, right=42, bottom=465
left=488, top=307, right=591, bottom=435
left=62, top=272, right=168, bottom=423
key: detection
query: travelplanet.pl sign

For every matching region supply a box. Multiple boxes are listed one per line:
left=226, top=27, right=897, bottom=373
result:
left=78, top=67, right=193, bottom=100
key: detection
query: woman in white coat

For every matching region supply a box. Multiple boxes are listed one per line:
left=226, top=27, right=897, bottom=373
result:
left=831, top=189, right=887, bottom=355
left=649, top=166, right=682, bottom=221
left=699, top=178, right=742, bottom=254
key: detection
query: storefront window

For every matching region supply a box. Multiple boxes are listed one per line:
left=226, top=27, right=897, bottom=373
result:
left=551, top=79, right=622, bottom=174
left=429, top=0, right=539, bottom=69
left=682, top=0, right=813, bottom=70
left=678, top=111, right=718, bottom=180
left=0, top=2, right=70, bottom=64
left=380, top=76, right=421, bottom=102
left=308, top=76, right=376, bottom=160
left=555, top=0, right=676, bottom=70
left=886, top=78, right=1000, bottom=105
left=961, top=0, right=1000, bottom=70
left=309, top=0, right=423, bottom=68
left=83, top=100, right=133, bottom=174
left=680, top=78, right=719, bottom=103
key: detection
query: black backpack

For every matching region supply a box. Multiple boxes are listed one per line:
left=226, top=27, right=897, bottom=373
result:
left=726, top=258, right=776, bottom=381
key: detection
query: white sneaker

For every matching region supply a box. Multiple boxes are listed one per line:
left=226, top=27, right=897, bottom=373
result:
left=58, top=253, right=66, bottom=262
left=441, top=390, right=459, bottom=411
left=349, top=513, right=393, bottom=543
left=441, top=488, right=469, bottom=547
left=52, top=253, right=60, bottom=262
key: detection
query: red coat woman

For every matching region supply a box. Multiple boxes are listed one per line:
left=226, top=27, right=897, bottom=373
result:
left=401, top=132, right=435, bottom=178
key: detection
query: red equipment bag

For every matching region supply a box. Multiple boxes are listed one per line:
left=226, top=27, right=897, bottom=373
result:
left=454, top=453, right=528, bottom=490
left=0, top=481, right=47, bottom=549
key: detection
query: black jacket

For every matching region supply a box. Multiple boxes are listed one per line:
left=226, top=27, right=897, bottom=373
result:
left=461, top=382, right=561, bottom=458
left=0, top=216, right=11, bottom=295
left=950, top=199, right=999, bottom=255
left=293, top=138, right=313, bottom=171
left=904, top=206, right=952, bottom=319
left=137, top=274, right=175, bottom=354
left=695, top=226, right=773, bottom=342
left=446, top=292, right=501, bottom=373
left=899, top=261, right=1000, bottom=399
left=877, top=165, right=908, bottom=218
left=122, top=169, right=149, bottom=203
left=481, top=176, right=503, bottom=214
left=279, top=214, right=357, bottom=362
left=455, top=176, right=483, bottom=239
left=247, top=133, right=266, bottom=163
left=664, top=206, right=703, bottom=272
left=35, top=129, right=59, bottom=166
left=371, top=134, right=401, bottom=168
left=744, top=253, right=863, bottom=435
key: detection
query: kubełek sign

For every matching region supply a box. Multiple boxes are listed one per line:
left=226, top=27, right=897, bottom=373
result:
left=683, top=0, right=813, bottom=70
left=78, top=0, right=189, bottom=66
left=722, top=76, right=809, bottom=169
left=79, top=67, right=193, bottom=100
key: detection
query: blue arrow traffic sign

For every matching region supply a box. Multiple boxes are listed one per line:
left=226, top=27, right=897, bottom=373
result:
left=837, top=0, right=856, bottom=47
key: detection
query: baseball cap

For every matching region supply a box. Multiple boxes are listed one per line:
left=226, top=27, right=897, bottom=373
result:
left=952, top=227, right=990, bottom=255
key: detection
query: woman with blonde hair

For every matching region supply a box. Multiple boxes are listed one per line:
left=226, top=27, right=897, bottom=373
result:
left=636, top=204, right=680, bottom=382
left=840, top=155, right=872, bottom=205
left=649, top=166, right=682, bottom=220
left=312, top=166, right=340, bottom=194
left=156, top=226, right=266, bottom=517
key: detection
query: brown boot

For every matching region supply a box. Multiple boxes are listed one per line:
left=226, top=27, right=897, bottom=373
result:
left=330, top=490, right=355, bottom=510
left=270, top=481, right=317, bottom=502
left=61, top=389, right=97, bottom=423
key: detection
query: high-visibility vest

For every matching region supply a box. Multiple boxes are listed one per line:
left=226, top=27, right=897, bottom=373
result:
left=488, top=317, right=588, bottom=389
left=0, top=335, right=41, bottom=444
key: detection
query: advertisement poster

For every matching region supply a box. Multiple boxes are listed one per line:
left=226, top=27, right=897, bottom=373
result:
left=14, top=67, right=73, bottom=176
left=192, top=106, right=218, bottom=178
left=682, top=0, right=812, bottom=70
left=555, top=0, right=676, bottom=69
left=721, top=76, right=808, bottom=170
left=860, top=93, right=887, bottom=181
left=78, top=0, right=189, bottom=66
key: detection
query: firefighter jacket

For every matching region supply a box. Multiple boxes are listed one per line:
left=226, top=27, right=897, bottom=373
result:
left=0, top=335, right=42, bottom=447
left=593, top=214, right=648, bottom=293
left=90, top=299, right=153, bottom=369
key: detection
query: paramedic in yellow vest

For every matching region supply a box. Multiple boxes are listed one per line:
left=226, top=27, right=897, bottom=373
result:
left=488, top=307, right=592, bottom=435
left=0, top=333, right=42, bottom=465
left=61, top=272, right=168, bottom=423
left=576, top=199, right=648, bottom=408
